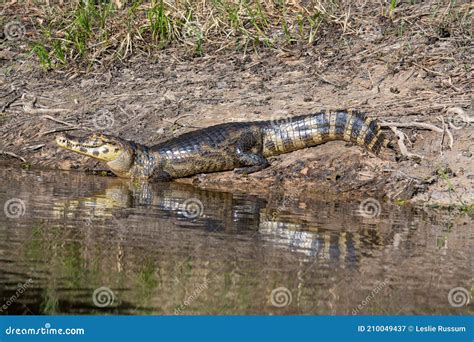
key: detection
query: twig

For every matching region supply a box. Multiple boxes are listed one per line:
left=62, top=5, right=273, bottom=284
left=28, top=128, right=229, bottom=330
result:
left=1, top=93, right=21, bottom=112
left=389, top=127, right=423, bottom=160
left=393, top=12, right=430, bottom=23
left=42, top=115, right=75, bottom=127
left=439, top=116, right=446, bottom=152
left=22, top=95, right=70, bottom=115
left=382, top=168, right=426, bottom=182
left=382, top=117, right=456, bottom=155
left=20, top=144, right=45, bottom=151
left=0, top=89, right=16, bottom=99
left=380, top=121, right=443, bottom=133
left=0, top=151, right=26, bottom=162
left=163, top=114, right=203, bottom=129
left=311, top=72, right=341, bottom=88
left=41, top=128, right=83, bottom=136
left=445, top=126, right=454, bottom=149
left=443, top=77, right=462, bottom=92
left=412, top=62, right=445, bottom=77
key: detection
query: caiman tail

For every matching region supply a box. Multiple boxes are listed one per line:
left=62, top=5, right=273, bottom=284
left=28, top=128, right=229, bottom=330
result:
left=262, top=110, right=386, bottom=157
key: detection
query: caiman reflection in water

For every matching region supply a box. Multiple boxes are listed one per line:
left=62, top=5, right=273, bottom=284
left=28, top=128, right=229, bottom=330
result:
left=0, top=170, right=472, bottom=315
left=54, top=181, right=359, bottom=263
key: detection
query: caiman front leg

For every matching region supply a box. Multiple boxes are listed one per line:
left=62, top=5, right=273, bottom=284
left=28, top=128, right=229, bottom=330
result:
left=233, top=131, right=270, bottom=175
left=149, top=167, right=173, bottom=182
left=234, top=153, right=270, bottom=175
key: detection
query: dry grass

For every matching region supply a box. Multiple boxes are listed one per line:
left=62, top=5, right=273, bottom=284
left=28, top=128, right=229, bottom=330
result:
left=1, top=1, right=471, bottom=71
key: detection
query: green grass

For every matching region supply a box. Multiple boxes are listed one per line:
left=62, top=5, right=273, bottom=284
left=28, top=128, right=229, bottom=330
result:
left=31, top=44, right=52, bottom=70
left=21, top=0, right=332, bottom=69
left=0, top=0, right=469, bottom=70
left=389, top=0, right=397, bottom=17
left=435, top=166, right=473, bottom=214
left=147, top=0, right=174, bottom=46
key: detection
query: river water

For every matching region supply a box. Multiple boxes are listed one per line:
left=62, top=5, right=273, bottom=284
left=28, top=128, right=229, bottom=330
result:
left=0, top=168, right=472, bottom=315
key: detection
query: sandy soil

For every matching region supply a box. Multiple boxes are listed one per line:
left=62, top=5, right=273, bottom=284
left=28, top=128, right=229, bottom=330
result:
left=1, top=4, right=472, bottom=208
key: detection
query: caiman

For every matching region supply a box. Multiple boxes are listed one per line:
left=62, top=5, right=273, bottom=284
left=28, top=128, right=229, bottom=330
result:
left=56, top=110, right=387, bottom=181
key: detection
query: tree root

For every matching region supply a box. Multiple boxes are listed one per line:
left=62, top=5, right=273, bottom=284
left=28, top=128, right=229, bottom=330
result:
left=387, top=126, right=424, bottom=160
left=380, top=107, right=471, bottom=159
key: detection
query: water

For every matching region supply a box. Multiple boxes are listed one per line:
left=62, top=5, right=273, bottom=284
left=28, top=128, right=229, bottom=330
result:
left=0, top=168, right=472, bottom=315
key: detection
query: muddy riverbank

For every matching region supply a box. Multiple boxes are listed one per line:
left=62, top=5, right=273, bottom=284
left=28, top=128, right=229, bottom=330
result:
left=1, top=1, right=472, bottom=208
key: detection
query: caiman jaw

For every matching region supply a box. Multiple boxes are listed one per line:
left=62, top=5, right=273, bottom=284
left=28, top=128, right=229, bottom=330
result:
left=56, top=133, right=134, bottom=177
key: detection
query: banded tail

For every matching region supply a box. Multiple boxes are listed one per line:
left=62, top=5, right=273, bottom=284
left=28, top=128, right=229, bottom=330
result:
left=262, top=110, right=386, bottom=157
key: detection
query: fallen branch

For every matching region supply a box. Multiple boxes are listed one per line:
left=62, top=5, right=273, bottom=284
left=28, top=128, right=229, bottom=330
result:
left=380, top=121, right=443, bottom=133
left=0, top=151, right=26, bottom=162
left=381, top=114, right=461, bottom=156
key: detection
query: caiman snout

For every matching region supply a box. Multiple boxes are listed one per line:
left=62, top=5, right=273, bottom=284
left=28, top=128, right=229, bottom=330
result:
left=55, top=132, right=127, bottom=162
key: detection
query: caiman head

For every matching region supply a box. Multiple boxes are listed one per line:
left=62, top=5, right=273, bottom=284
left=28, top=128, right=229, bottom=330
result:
left=56, top=132, right=135, bottom=178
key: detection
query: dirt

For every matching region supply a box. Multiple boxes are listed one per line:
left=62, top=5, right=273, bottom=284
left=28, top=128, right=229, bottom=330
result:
left=1, top=5, right=473, bottom=208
